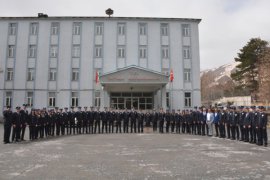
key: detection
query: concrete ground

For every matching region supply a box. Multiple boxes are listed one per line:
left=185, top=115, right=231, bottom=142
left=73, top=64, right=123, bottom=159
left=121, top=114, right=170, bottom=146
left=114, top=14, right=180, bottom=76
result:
left=0, top=124, right=270, bottom=180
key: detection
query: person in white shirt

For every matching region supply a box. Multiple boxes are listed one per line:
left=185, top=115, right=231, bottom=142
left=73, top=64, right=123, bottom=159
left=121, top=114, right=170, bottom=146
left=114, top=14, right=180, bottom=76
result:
left=206, top=108, right=214, bottom=136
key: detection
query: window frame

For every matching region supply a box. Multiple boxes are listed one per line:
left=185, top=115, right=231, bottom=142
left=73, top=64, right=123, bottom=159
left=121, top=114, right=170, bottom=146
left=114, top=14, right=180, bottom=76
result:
left=27, top=68, right=35, bottom=81
left=6, top=68, right=13, bottom=81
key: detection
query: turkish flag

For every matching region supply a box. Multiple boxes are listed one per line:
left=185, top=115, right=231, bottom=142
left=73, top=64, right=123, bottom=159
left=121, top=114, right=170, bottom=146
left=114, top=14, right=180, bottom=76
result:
left=170, top=69, right=174, bottom=82
left=95, top=71, right=99, bottom=84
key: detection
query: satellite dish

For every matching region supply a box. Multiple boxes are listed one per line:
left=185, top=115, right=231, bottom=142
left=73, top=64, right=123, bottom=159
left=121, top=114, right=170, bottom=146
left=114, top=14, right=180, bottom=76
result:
left=105, top=8, right=114, bottom=17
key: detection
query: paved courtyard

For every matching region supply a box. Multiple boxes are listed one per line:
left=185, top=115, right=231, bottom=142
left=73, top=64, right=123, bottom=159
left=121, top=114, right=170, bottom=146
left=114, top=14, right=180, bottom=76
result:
left=0, top=124, right=270, bottom=180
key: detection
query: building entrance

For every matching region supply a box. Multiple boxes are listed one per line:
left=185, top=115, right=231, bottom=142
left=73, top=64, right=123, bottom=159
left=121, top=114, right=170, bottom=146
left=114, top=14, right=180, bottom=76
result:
left=110, top=92, right=153, bottom=110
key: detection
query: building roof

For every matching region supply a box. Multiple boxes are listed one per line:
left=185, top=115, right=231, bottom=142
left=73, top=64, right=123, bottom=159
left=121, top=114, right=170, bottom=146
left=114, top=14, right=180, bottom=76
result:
left=0, top=15, right=201, bottom=23
left=100, top=65, right=169, bottom=77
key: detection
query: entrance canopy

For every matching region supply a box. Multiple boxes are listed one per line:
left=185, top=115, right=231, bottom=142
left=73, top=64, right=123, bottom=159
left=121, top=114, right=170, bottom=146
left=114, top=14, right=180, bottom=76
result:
left=99, top=65, right=169, bottom=92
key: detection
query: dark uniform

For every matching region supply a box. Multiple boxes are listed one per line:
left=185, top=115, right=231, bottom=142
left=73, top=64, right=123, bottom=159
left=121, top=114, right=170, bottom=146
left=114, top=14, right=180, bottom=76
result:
left=158, top=110, right=165, bottom=133
left=165, top=111, right=171, bottom=133
left=12, top=107, right=22, bottom=142
left=115, top=111, right=122, bottom=133
left=151, top=110, right=158, bottom=132
left=137, top=111, right=144, bottom=133
left=20, top=105, right=29, bottom=141
left=256, top=107, right=268, bottom=146
left=239, top=109, right=245, bottom=141
left=3, top=107, right=13, bottom=144
left=219, top=110, right=226, bottom=138
left=94, top=110, right=101, bottom=134
left=101, top=110, right=108, bottom=133
left=88, top=108, right=94, bottom=134
left=243, top=108, right=252, bottom=142
left=109, top=110, right=115, bottom=133
left=130, top=110, right=137, bottom=133
left=123, top=110, right=129, bottom=133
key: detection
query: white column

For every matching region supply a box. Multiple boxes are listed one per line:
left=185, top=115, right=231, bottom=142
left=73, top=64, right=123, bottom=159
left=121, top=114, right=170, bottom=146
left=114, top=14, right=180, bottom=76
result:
left=161, top=86, right=166, bottom=110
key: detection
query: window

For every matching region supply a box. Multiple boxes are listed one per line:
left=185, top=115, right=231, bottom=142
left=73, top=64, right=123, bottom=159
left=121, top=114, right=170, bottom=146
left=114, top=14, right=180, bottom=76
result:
left=182, top=24, right=190, bottom=37
left=6, top=68, right=13, bottom=81
left=95, top=46, right=102, bottom=58
left=118, top=23, right=125, bottom=35
left=118, top=47, right=125, bottom=58
left=184, top=92, right=192, bottom=107
left=30, top=23, right=38, bottom=35
left=50, top=46, right=58, bottom=58
left=95, top=23, right=103, bottom=35
left=73, top=22, right=81, bottom=35
left=71, top=92, right=79, bottom=107
left=139, top=46, right=147, bottom=58
left=51, top=22, right=59, bottom=35
left=183, top=46, right=191, bottom=59
left=166, top=92, right=170, bottom=108
left=94, top=91, right=101, bottom=107
left=28, top=45, right=37, bottom=58
left=72, top=45, right=80, bottom=57
left=184, top=69, right=191, bottom=82
left=72, top=68, right=79, bottom=81
left=139, top=23, right=147, bottom=35
left=48, top=92, right=56, bottom=107
left=161, top=24, right=168, bottom=36
left=8, top=45, right=15, bottom=58
left=5, top=92, right=12, bottom=107
left=49, top=68, right=57, bottom=81
left=162, top=46, right=169, bottom=59
left=27, top=68, right=35, bottom=81
left=9, top=23, right=17, bottom=35
left=27, top=92, right=33, bottom=107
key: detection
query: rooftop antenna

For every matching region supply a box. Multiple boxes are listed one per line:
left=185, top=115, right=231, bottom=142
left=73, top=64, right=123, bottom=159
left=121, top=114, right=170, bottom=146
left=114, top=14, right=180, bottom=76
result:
left=105, top=8, right=113, bottom=18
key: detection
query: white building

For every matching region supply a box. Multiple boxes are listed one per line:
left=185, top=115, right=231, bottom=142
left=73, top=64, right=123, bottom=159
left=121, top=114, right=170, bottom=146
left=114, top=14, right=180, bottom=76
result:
left=0, top=14, right=201, bottom=113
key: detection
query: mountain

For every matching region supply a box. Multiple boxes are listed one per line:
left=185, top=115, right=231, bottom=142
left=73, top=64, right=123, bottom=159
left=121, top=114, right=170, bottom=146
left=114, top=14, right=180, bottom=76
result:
left=201, top=62, right=240, bottom=105
left=201, top=62, right=239, bottom=87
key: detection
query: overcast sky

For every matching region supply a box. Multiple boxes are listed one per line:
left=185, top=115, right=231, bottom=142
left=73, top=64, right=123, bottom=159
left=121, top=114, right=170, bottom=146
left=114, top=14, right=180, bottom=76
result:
left=1, top=0, right=270, bottom=70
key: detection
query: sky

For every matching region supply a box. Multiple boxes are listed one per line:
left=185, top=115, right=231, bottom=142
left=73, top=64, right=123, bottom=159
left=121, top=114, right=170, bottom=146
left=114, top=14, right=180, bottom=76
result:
left=1, top=0, right=270, bottom=70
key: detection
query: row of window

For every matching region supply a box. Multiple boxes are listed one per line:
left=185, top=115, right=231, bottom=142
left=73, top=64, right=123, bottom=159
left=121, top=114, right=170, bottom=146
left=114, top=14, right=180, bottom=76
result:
left=4, top=91, right=192, bottom=108
left=6, top=68, right=191, bottom=82
left=7, top=45, right=191, bottom=59
left=8, top=22, right=191, bottom=37
left=4, top=91, right=101, bottom=108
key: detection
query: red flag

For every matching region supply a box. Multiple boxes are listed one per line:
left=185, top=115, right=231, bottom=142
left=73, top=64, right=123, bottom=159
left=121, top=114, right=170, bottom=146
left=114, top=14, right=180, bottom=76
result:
left=170, top=69, right=174, bottom=82
left=95, top=71, right=99, bottom=84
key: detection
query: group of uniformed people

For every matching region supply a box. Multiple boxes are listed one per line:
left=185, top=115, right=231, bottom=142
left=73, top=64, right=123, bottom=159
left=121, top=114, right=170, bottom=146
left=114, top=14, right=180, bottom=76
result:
left=2, top=104, right=268, bottom=147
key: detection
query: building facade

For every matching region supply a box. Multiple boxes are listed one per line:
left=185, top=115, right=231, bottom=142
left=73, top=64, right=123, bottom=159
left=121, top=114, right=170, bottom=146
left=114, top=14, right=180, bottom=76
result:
left=0, top=15, right=201, bottom=113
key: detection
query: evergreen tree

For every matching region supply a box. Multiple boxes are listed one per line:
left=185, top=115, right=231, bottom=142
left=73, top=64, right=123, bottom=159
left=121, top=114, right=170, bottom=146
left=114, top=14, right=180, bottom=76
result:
left=231, top=38, right=268, bottom=94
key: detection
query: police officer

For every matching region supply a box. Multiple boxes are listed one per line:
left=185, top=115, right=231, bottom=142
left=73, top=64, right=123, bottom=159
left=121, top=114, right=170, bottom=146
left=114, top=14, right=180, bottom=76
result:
left=115, top=109, right=122, bottom=133
left=20, top=104, right=29, bottom=141
left=94, top=107, right=101, bottom=134
left=151, top=109, right=158, bottom=132
left=243, top=107, right=251, bottom=142
left=3, top=106, right=13, bottom=144
left=123, top=108, right=129, bottom=133
left=137, top=109, right=144, bottom=133
left=62, top=107, right=69, bottom=135
left=12, top=106, right=22, bottom=142
left=82, top=107, right=88, bottom=134
left=256, top=106, right=268, bottom=146
left=130, top=108, right=137, bottom=133
left=88, top=107, right=94, bottom=134
left=158, top=108, right=165, bottom=133
left=165, top=109, right=171, bottom=133
left=219, top=107, right=226, bottom=138
left=239, top=106, right=245, bottom=141
left=171, top=109, right=176, bottom=133
left=101, top=107, right=108, bottom=133
left=108, top=108, right=115, bottom=133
